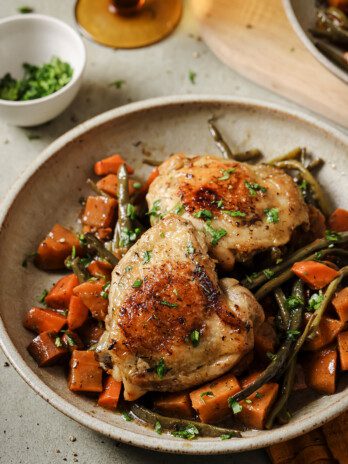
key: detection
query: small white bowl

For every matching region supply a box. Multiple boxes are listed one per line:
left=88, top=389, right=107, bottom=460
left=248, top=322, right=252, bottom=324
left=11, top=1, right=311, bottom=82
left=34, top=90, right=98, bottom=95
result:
left=0, top=14, right=86, bottom=127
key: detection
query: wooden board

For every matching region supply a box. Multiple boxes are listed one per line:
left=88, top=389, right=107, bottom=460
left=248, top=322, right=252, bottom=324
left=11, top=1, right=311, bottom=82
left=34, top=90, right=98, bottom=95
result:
left=191, top=0, right=348, bottom=129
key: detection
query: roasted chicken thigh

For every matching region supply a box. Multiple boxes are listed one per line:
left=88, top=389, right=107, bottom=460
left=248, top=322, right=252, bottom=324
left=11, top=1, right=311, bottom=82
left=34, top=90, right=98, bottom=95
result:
left=97, top=215, right=264, bottom=401
left=147, top=154, right=310, bottom=270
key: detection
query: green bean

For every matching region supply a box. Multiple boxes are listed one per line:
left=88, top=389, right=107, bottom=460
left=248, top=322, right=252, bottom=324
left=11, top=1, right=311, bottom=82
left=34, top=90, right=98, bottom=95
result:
left=242, top=235, right=348, bottom=290
left=84, top=233, right=118, bottom=267
left=307, top=157, right=324, bottom=171
left=274, top=288, right=289, bottom=330
left=285, top=312, right=316, bottom=368
left=229, top=281, right=304, bottom=403
left=315, top=40, right=348, bottom=73
left=65, top=256, right=90, bottom=283
left=208, top=119, right=233, bottom=160
left=268, top=147, right=302, bottom=165
left=113, top=164, right=132, bottom=253
left=130, top=404, right=242, bottom=438
left=273, top=159, right=330, bottom=216
left=310, top=27, right=348, bottom=47
left=143, top=158, right=161, bottom=167
left=86, top=178, right=109, bottom=198
left=232, top=148, right=262, bottom=162
left=308, top=266, right=348, bottom=339
left=265, top=356, right=297, bottom=429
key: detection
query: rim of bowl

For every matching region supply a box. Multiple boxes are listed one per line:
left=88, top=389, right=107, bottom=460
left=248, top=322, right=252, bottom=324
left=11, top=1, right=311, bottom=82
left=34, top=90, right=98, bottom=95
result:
left=1, top=95, right=348, bottom=454
left=0, top=13, right=86, bottom=107
left=282, top=0, right=348, bottom=85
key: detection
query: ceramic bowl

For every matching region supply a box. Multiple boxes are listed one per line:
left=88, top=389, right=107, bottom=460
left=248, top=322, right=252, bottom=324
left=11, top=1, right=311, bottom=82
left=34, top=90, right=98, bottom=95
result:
left=283, top=0, right=348, bottom=84
left=0, top=14, right=86, bottom=126
left=0, top=96, right=347, bottom=454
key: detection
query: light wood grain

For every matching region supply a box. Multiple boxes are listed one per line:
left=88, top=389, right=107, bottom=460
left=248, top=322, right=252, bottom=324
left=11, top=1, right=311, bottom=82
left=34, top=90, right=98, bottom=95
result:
left=191, top=0, right=348, bottom=128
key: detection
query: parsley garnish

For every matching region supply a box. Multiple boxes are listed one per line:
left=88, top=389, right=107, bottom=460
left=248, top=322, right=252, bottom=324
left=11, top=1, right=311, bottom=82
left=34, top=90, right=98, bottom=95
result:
left=246, top=272, right=258, bottom=284
left=122, top=412, right=133, bottom=422
left=264, top=208, right=279, bottom=223
left=100, top=282, right=110, bottom=299
left=160, top=232, right=165, bottom=238
left=133, top=182, right=142, bottom=189
left=299, top=180, right=308, bottom=195
left=110, top=79, right=126, bottom=89
left=27, top=133, right=41, bottom=140
left=244, top=181, right=267, bottom=196
left=172, top=424, right=199, bottom=440
left=314, top=251, right=323, bottom=261
left=223, top=210, right=246, bottom=218
left=190, top=329, right=200, bottom=347
left=126, top=203, right=137, bottom=220
left=255, top=392, right=264, bottom=399
left=160, top=300, right=178, bottom=308
left=228, top=399, right=243, bottom=414
left=172, top=203, right=185, bottom=215
left=204, top=221, right=227, bottom=246
left=38, top=289, right=48, bottom=304
left=188, top=70, right=197, bottom=84
left=187, top=243, right=195, bottom=255
left=154, top=420, right=162, bottom=434
left=308, top=292, right=324, bottom=311
left=263, top=268, right=274, bottom=280
left=71, top=245, right=76, bottom=259
left=142, top=250, right=152, bottom=264
left=54, top=336, right=62, bottom=348
left=132, top=279, right=143, bottom=288
left=220, top=433, right=235, bottom=440
left=287, top=329, right=300, bottom=340
left=156, top=358, right=168, bottom=379
left=325, top=229, right=341, bottom=244
left=200, top=391, right=214, bottom=402
left=285, top=296, right=304, bottom=311
left=147, top=199, right=161, bottom=217
left=193, top=209, right=213, bottom=220
left=22, top=252, right=37, bottom=268
left=245, top=399, right=252, bottom=404
left=218, top=168, right=236, bottom=180
left=119, top=227, right=141, bottom=247
left=18, top=6, right=34, bottom=14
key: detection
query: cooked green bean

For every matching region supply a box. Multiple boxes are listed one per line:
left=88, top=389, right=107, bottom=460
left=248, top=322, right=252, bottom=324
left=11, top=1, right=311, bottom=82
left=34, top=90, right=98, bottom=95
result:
left=268, top=147, right=302, bottom=165
left=130, top=404, right=242, bottom=438
left=84, top=233, right=118, bottom=267
left=113, top=164, right=132, bottom=253
left=208, top=119, right=233, bottom=160
left=265, top=357, right=297, bottom=429
left=310, top=27, right=348, bottom=47
left=143, top=158, right=161, bottom=167
left=274, top=287, right=289, bottom=330
left=232, top=148, right=262, bottom=162
left=273, top=160, right=330, bottom=216
left=86, top=178, right=109, bottom=198
left=65, top=256, right=90, bottom=283
left=307, top=157, right=324, bottom=171
left=242, top=234, right=348, bottom=290
left=315, top=40, right=348, bottom=73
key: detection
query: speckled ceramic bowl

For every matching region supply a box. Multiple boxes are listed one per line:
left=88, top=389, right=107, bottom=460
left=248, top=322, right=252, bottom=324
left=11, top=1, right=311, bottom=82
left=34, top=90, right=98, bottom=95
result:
left=0, top=95, right=347, bottom=454
left=283, top=0, right=348, bottom=84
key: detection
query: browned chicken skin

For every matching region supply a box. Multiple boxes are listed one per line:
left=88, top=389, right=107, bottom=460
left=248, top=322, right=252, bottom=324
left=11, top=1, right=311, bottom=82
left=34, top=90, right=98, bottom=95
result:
left=147, top=154, right=310, bottom=270
left=97, top=215, right=264, bottom=400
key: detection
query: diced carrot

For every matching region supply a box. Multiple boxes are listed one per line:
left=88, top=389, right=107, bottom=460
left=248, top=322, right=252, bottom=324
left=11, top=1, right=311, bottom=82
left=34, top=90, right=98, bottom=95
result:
left=82, top=196, right=117, bottom=229
left=96, top=174, right=136, bottom=198
left=154, top=392, right=193, bottom=419
left=27, top=331, right=68, bottom=367
left=338, top=331, right=348, bottom=371
left=291, top=261, right=339, bottom=290
left=141, top=167, right=159, bottom=195
left=68, top=350, right=103, bottom=393
left=189, top=372, right=240, bottom=423
left=328, top=0, right=348, bottom=13
left=303, top=346, right=338, bottom=394
left=24, top=307, right=67, bottom=334
left=73, top=281, right=108, bottom=321
left=87, top=260, right=113, bottom=279
left=94, top=154, right=134, bottom=176
left=98, top=376, right=122, bottom=410
left=237, top=382, right=279, bottom=430
left=329, top=208, right=348, bottom=232
left=45, top=274, right=79, bottom=309
left=77, top=319, right=105, bottom=347
left=304, top=314, right=343, bottom=351
left=36, top=224, right=82, bottom=270
left=308, top=205, right=326, bottom=239
left=254, top=320, right=277, bottom=361
left=61, top=330, right=84, bottom=353
left=68, top=296, right=89, bottom=331
left=332, top=287, right=348, bottom=323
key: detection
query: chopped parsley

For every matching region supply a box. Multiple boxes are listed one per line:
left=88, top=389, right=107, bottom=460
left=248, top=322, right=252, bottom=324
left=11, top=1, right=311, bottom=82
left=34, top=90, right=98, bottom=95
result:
left=38, top=289, right=48, bottom=304
left=212, top=199, right=224, bottom=208
left=188, top=70, right=197, bottom=84
left=27, top=133, right=41, bottom=140
left=172, top=203, right=185, bottom=215
left=287, top=329, right=300, bottom=340
left=193, top=209, right=213, bottom=220
left=308, top=292, right=324, bottom=311
left=133, top=182, right=142, bottom=189
left=264, top=208, right=279, bottom=223
left=314, top=251, right=323, bottom=261
left=220, top=433, right=235, bottom=440
left=200, top=391, right=214, bottom=402
left=160, top=300, right=178, bottom=308
left=54, top=336, right=62, bottom=348
left=154, top=420, right=162, bottom=435
left=228, top=399, right=243, bottom=414
left=125, top=265, right=133, bottom=272
left=255, top=392, right=264, bottom=399
left=190, top=329, right=200, bottom=347
left=263, top=268, right=274, bottom=280
left=71, top=245, right=76, bottom=259
left=132, top=279, right=143, bottom=288
left=172, top=424, right=199, bottom=440
left=285, top=296, right=304, bottom=311
left=187, top=243, right=195, bottom=255
left=78, top=233, right=87, bottom=245
left=126, top=203, right=137, bottom=220
left=299, top=180, right=308, bottom=196
left=110, top=79, right=126, bottom=89
left=147, top=199, right=161, bottom=217
left=245, top=399, right=252, bottom=404
left=18, top=6, right=34, bottom=14
left=156, top=358, right=168, bottom=379
left=142, top=250, right=152, bottom=264
left=119, top=227, right=141, bottom=247
left=100, top=282, right=110, bottom=299
left=64, top=333, right=76, bottom=347
left=218, top=168, right=236, bottom=180
left=204, top=221, right=227, bottom=246
left=325, top=229, right=341, bottom=245
left=122, top=412, right=133, bottom=422
left=223, top=210, right=246, bottom=218
left=244, top=181, right=267, bottom=196
left=22, top=252, right=37, bottom=268
left=160, top=232, right=165, bottom=238
left=246, top=272, right=258, bottom=284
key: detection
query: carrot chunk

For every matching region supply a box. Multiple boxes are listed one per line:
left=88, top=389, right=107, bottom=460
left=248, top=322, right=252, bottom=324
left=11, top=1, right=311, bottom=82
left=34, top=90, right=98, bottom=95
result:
left=98, top=376, right=122, bottom=410
left=94, top=154, right=133, bottom=176
left=24, top=307, right=67, bottom=334
left=36, top=224, right=82, bottom=270
left=329, top=208, right=348, bottom=232
left=338, top=331, right=348, bottom=371
left=45, top=274, right=79, bottom=309
left=68, top=296, right=89, bottom=331
left=27, top=331, right=68, bottom=367
left=332, top=287, right=348, bottom=323
left=73, top=281, right=108, bottom=321
left=96, top=174, right=136, bottom=198
left=82, top=196, right=117, bottom=229
left=68, top=350, right=103, bottom=393
left=304, top=314, right=343, bottom=351
left=77, top=319, right=105, bottom=347
left=190, top=372, right=240, bottom=424
left=238, top=383, right=279, bottom=430
left=87, top=259, right=113, bottom=279
left=154, top=392, right=193, bottom=419
left=328, top=0, right=348, bottom=13
left=303, top=347, right=338, bottom=394
left=291, top=261, right=339, bottom=290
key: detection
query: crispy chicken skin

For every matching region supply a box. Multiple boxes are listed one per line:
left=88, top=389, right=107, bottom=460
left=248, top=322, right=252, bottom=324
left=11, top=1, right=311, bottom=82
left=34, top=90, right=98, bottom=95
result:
left=97, top=215, right=264, bottom=401
left=146, top=154, right=310, bottom=270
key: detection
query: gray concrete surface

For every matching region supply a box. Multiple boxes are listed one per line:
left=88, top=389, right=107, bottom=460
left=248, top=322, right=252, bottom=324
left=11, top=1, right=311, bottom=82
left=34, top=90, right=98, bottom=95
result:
left=0, top=1, right=344, bottom=463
